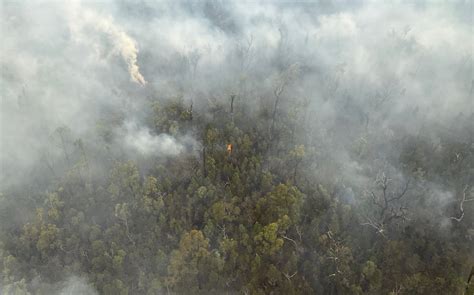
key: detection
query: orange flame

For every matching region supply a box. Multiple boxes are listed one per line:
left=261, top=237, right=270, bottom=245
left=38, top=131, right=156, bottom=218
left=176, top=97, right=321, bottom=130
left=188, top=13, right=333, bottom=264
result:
left=226, top=144, right=232, bottom=155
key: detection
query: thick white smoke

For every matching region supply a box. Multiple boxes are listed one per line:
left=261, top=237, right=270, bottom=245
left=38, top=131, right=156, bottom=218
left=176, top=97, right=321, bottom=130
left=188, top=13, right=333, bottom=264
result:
left=67, top=3, right=146, bottom=86
left=56, top=276, right=98, bottom=295
left=122, top=121, right=184, bottom=156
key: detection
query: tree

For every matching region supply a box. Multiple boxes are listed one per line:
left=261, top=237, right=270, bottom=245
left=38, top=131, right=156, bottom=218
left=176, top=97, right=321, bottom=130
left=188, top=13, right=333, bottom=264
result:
left=166, top=230, right=222, bottom=293
left=361, top=171, right=410, bottom=237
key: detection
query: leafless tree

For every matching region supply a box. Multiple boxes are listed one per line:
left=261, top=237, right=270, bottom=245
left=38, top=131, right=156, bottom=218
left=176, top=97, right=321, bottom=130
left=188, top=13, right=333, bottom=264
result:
left=270, top=63, right=300, bottom=137
left=52, top=126, right=72, bottom=167
left=450, top=185, right=473, bottom=222
left=283, top=271, right=298, bottom=282
left=236, top=35, right=253, bottom=74
left=361, top=171, right=411, bottom=236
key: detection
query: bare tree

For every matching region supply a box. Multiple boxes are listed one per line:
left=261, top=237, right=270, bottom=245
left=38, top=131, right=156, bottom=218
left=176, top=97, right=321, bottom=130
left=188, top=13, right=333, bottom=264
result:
left=361, top=171, right=411, bottom=236
left=52, top=126, right=73, bottom=167
left=283, top=271, right=298, bottom=282
left=270, top=63, right=300, bottom=137
left=115, top=203, right=136, bottom=246
left=228, top=35, right=254, bottom=114
left=466, top=266, right=474, bottom=294
left=186, top=49, right=201, bottom=106
left=236, top=35, right=254, bottom=74
left=450, top=185, right=473, bottom=222
left=324, top=231, right=349, bottom=280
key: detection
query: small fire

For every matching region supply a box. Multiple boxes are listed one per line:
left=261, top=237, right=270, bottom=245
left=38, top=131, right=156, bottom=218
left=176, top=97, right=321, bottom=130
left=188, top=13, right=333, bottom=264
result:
left=226, top=143, right=232, bottom=155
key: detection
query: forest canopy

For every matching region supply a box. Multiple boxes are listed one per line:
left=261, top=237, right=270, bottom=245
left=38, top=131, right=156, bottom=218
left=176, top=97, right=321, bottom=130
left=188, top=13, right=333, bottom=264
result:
left=1, top=1, right=473, bottom=294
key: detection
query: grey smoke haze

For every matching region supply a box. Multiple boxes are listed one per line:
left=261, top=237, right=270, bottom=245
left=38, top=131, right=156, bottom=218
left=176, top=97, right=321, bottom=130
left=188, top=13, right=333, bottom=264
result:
left=1, top=1, right=471, bottom=189
left=55, top=276, right=98, bottom=295
left=0, top=275, right=98, bottom=294
left=121, top=120, right=196, bottom=156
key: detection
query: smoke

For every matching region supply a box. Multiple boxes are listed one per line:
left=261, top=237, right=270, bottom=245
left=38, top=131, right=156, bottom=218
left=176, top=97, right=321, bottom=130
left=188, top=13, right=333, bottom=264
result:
left=0, top=0, right=154, bottom=189
left=67, top=1, right=147, bottom=85
left=121, top=121, right=185, bottom=156
left=0, top=0, right=470, bottom=220
left=2, top=1, right=471, bottom=187
left=1, top=276, right=98, bottom=295
left=0, top=0, right=472, bottom=292
left=55, top=276, right=98, bottom=295
left=93, top=15, right=147, bottom=86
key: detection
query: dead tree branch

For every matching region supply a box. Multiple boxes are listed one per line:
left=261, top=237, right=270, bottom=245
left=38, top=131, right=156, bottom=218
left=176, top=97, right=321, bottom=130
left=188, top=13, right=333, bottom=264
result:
left=450, top=185, right=473, bottom=222
left=362, top=172, right=411, bottom=236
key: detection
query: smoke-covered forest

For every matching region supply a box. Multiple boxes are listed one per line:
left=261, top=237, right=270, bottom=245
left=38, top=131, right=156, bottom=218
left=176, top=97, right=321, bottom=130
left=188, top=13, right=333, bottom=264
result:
left=1, top=1, right=473, bottom=294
